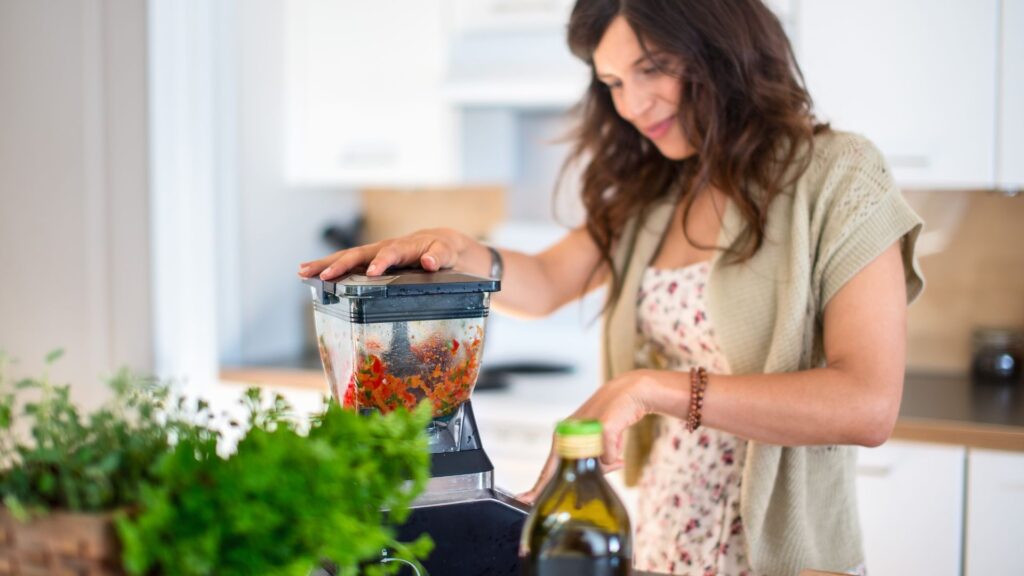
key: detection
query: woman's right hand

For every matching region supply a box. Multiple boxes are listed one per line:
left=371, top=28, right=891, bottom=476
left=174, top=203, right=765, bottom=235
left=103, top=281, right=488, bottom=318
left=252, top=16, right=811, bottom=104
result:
left=297, top=228, right=477, bottom=280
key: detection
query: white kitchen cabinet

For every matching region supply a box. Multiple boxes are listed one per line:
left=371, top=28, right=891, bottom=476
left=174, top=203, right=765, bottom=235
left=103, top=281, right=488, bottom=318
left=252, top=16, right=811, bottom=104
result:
left=965, top=448, right=1024, bottom=575
left=451, top=0, right=575, bottom=32
left=796, top=0, right=999, bottom=189
left=856, top=441, right=965, bottom=576
left=284, top=0, right=456, bottom=186
left=1000, top=0, right=1024, bottom=189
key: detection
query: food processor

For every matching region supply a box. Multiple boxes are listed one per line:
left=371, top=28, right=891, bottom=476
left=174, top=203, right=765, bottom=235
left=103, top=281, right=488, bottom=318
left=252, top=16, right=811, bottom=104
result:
left=305, top=268, right=530, bottom=575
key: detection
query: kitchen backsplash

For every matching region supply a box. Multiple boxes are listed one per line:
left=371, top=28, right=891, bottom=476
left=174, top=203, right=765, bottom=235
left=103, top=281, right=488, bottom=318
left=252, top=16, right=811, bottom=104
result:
left=904, top=190, right=1024, bottom=374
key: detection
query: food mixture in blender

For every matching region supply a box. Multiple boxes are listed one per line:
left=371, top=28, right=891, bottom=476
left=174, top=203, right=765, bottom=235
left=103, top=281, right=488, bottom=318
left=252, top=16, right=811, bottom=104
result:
left=318, top=323, right=484, bottom=418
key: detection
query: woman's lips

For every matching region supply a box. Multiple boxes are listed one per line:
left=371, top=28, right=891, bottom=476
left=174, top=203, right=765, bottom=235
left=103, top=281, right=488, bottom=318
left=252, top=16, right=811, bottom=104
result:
left=643, top=116, right=675, bottom=140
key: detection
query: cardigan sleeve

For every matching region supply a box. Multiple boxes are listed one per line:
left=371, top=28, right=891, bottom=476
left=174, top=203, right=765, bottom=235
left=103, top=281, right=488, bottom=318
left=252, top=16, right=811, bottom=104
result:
left=812, top=135, right=925, bottom=311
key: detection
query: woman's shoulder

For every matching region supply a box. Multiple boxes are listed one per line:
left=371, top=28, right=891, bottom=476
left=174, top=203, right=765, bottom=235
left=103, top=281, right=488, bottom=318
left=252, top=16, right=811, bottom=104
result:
left=808, top=130, right=887, bottom=173
left=795, top=129, right=896, bottom=204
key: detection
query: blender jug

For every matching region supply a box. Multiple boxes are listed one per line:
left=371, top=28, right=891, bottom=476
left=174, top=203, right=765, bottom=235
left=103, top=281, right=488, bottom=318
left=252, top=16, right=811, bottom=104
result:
left=306, top=269, right=498, bottom=453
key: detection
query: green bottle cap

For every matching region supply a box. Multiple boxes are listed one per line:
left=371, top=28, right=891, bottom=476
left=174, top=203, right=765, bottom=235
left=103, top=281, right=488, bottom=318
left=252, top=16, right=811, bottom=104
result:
left=556, top=419, right=603, bottom=437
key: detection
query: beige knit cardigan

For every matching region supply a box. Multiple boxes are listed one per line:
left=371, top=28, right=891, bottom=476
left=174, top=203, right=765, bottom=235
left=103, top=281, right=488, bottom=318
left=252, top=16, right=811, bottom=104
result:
left=602, top=131, right=924, bottom=575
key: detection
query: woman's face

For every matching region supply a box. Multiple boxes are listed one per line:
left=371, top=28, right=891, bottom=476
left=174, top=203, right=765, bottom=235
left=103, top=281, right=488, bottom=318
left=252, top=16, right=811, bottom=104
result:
left=593, top=16, right=693, bottom=160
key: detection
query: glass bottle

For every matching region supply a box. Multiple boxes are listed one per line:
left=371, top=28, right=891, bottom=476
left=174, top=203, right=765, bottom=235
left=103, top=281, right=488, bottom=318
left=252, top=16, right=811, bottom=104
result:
left=520, top=419, right=632, bottom=576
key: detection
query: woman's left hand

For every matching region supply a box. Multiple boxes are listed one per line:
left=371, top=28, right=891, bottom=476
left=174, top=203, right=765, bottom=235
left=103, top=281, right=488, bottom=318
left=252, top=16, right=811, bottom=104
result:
left=570, top=369, right=659, bottom=468
left=517, top=369, right=662, bottom=504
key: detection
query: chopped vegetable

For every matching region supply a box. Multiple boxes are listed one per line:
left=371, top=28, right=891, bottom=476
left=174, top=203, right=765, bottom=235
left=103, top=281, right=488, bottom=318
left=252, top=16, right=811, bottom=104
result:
left=339, top=327, right=483, bottom=417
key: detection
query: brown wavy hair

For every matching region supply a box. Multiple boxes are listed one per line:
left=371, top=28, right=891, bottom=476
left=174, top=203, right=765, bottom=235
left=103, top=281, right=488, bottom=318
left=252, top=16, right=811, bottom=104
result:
left=565, top=0, right=828, bottom=302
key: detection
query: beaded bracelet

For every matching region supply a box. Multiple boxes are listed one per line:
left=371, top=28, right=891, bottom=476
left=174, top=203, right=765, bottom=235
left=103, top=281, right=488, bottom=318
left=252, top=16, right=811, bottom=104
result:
left=686, top=366, right=709, bottom=432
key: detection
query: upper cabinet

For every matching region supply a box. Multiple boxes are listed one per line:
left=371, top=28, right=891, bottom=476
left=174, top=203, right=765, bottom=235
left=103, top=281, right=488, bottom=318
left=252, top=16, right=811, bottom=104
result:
left=450, top=0, right=575, bottom=32
left=1000, top=0, right=1024, bottom=189
left=281, top=0, right=1018, bottom=190
left=795, top=0, right=1000, bottom=189
left=284, top=0, right=456, bottom=186
left=444, top=0, right=589, bottom=110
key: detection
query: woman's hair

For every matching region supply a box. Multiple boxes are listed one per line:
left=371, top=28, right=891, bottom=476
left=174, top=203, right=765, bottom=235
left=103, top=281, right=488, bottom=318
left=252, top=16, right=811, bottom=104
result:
left=565, top=0, right=828, bottom=303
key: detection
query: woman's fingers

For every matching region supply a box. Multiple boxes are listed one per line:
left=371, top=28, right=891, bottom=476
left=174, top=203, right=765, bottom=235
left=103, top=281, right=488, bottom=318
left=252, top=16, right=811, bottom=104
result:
left=296, top=243, right=378, bottom=280
left=420, top=239, right=458, bottom=272
left=517, top=474, right=550, bottom=506
left=515, top=428, right=626, bottom=506
left=517, top=443, right=560, bottom=505
left=366, top=235, right=459, bottom=276
left=317, top=244, right=380, bottom=280
left=600, top=459, right=624, bottom=474
left=298, top=253, right=341, bottom=278
left=366, top=241, right=417, bottom=276
left=298, top=229, right=465, bottom=280
left=600, top=428, right=626, bottom=468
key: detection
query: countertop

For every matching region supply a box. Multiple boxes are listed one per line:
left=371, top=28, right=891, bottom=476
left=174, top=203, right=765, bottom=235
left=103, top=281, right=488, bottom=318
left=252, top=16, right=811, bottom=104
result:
left=218, top=367, right=1024, bottom=452
left=892, top=372, right=1024, bottom=451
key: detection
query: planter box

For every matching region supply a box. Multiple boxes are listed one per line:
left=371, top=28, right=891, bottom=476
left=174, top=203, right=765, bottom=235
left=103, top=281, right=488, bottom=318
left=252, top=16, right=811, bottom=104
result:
left=0, top=510, right=123, bottom=576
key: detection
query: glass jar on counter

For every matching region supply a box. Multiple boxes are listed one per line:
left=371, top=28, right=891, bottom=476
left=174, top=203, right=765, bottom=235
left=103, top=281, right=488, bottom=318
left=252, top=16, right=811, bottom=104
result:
left=971, top=328, right=1024, bottom=385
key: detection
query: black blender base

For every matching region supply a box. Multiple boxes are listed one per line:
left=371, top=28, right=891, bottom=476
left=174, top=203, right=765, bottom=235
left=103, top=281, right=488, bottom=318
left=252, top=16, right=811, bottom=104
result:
left=395, top=499, right=527, bottom=575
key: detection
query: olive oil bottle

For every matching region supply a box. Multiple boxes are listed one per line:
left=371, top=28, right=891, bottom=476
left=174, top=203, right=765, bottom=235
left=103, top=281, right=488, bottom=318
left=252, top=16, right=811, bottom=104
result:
left=520, top=419, right=632, bottom=575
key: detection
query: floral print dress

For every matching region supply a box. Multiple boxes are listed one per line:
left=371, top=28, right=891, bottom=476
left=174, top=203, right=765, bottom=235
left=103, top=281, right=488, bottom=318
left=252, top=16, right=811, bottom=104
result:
left=632, top=261, right=755, bottom=576
left=632, top=262, right=867, bottom=576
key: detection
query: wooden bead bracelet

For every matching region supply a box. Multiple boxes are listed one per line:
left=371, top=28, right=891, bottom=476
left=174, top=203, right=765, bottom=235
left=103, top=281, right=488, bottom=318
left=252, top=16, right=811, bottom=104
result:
left=686, top=366, right=709, bottom=432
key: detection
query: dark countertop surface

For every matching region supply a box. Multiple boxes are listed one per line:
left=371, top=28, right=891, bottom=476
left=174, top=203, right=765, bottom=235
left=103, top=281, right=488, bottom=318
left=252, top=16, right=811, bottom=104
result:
left=902, top=372, right=1024, bottom=426
left=895, top=372, right=1024, bottom=450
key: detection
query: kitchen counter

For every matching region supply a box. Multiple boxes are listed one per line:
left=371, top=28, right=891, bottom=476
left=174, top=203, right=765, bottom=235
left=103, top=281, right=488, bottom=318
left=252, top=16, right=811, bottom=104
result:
left=893, top=372, right=1024, bottom=451
left=219, top=367, right=1024, bottom=452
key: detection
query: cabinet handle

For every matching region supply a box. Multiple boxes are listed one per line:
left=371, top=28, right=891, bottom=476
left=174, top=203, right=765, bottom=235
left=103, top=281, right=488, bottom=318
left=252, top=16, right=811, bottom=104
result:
left=338, top=145, right=398, bottom=168
left=856, top=464, right=893, bottom=478
left=884, top=154, right=931, bottom=169
left=491, top=0, right=559, bottom=15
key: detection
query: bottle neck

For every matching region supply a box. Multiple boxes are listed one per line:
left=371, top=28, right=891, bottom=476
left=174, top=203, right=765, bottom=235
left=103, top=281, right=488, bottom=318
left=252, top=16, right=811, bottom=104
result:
left=557, top=454, right=602, bottom=480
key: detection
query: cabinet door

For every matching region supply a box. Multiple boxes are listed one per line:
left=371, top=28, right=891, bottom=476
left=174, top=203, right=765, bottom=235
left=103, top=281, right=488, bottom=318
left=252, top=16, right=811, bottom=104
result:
left=856, top=441, right=965, bottom=576
left=284, top=0, right=455, bottom=185
left=1000, top=0, right=1024, bottom=189
left=796, top=0, right=998, bottom=189
left=451, top=0, right=575, bottom=32
left=965, top=449, right=1024, bottom=575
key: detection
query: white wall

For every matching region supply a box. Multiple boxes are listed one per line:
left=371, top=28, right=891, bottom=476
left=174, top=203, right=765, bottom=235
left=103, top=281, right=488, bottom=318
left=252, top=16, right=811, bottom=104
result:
left=0, top=0, right=151, bottom=404
left=230, top=0, right=360, bottom=365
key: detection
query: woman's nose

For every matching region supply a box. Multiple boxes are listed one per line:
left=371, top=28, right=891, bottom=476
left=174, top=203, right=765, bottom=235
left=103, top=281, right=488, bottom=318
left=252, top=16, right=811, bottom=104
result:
left=622, top=84, right=655, bottom=121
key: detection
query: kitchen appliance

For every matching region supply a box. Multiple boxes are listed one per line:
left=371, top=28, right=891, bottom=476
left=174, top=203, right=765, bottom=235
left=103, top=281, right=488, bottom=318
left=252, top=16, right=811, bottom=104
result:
left=971, top=327, right=1024, bottom=386
left=305, top=268, right=529, bottom=575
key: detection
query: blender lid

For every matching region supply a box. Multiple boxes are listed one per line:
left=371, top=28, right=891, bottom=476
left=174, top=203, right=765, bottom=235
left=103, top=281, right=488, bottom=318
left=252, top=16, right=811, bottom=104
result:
left=306, top=268, right=499, bottom=298
left=305, top=268, right=499, bottom=323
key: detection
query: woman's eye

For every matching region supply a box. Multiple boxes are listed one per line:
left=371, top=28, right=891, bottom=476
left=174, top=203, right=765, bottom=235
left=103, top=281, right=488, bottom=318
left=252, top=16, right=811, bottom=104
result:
left=641, top=65, right=660, bottom=76
left=604, top=81, right=622, bottom=90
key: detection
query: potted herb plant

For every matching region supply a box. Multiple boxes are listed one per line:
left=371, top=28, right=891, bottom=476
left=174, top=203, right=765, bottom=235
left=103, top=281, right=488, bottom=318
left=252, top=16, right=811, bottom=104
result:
left=0, top=351, right=433, bottom=575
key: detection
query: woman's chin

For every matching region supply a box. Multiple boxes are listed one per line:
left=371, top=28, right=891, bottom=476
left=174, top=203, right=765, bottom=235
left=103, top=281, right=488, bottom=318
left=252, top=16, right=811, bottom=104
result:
left=655, top=142, right=696, bottom=161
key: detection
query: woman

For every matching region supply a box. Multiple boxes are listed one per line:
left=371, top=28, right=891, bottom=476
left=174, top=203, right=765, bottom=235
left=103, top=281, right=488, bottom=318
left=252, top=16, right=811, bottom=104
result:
left=299, top=1, right=923, bottom=574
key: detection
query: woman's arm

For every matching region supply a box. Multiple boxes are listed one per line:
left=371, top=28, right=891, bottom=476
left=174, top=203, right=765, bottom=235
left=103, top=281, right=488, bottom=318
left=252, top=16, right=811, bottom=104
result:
left=568, top=242, right=907, bottom=469
left=298, top=226, right=608, bottom=319
left=679, top=241, right=906, bottom=446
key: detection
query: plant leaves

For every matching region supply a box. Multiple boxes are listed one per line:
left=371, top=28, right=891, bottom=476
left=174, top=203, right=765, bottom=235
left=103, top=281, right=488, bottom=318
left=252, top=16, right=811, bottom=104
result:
left=44, top=349, right=64, bottom=365
left=0, top=358, right=433, bottom=575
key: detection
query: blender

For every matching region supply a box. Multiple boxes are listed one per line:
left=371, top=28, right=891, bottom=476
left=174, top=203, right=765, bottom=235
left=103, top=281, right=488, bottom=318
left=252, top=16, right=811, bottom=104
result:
left=305, top=268, right=530, bottom=575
